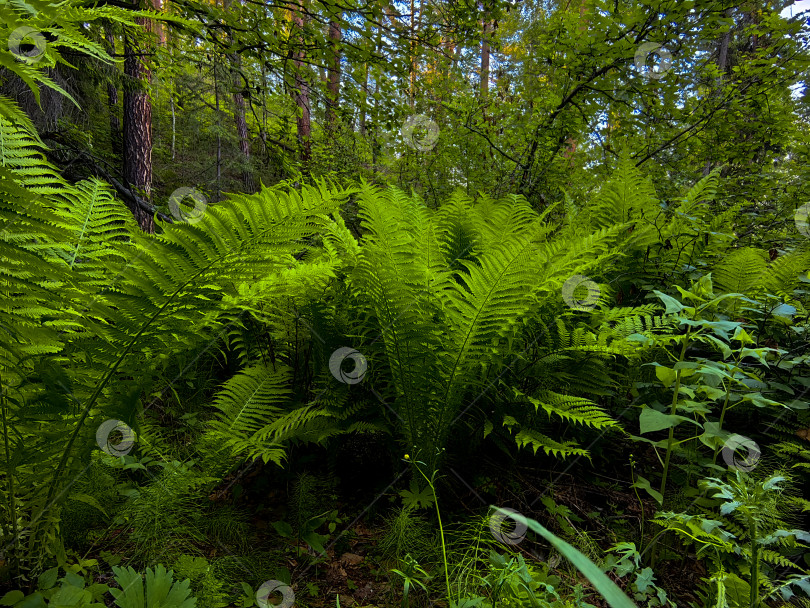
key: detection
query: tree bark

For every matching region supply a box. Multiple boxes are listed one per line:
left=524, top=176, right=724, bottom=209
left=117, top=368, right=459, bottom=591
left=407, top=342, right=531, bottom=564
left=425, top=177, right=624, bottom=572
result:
left=122, top=0, right=158, bottom=232
left=232, top=83, right=254, bottom=191
left=325, top=17, right=342, bottom=130
left=224, top=0, right=255, bottom=192
left=291, top=0, right=311, bottom=168
left=703, top=7, right=734, bottom=177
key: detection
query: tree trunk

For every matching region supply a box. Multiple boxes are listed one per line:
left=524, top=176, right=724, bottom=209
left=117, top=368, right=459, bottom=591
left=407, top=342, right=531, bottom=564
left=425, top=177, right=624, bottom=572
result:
left=122, top=0, right=157, bottom=232
left=359, top=60, right=368, bottom=137
left=232, top=85, right=254, bottom=192
left=224, top=0, right=255, bottom=192
left=214, top=57, right=222, bottom=201
left=325, top=17, right=342, bottom=130
left=291, top=0, right=311, bottom=168
left=703, top=7, right=734, bottom=176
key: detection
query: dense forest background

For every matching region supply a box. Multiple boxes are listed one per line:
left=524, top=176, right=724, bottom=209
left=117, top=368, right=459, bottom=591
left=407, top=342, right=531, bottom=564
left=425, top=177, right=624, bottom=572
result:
left=1, top=0, right=810, bottom=607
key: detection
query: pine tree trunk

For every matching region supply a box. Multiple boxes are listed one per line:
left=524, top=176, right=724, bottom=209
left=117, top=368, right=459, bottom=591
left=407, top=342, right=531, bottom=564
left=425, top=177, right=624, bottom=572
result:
left=325, top=18, right=342, bottom=130
left=703, top=7, right=734, bottom=177
left=224, top=0, right=255, bottom=192
left=214, top=58, right=222, bottom=201
left=291, top=0, right=311, bottom=168
left=233, top=88, right=254, bottom=192
left=718, top=8, right=733, bottom=75
left=122, top=0, right=156, bottom=232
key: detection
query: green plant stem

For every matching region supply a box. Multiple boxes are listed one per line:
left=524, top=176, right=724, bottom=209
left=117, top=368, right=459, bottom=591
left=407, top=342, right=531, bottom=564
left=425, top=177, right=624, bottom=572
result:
left=629, top=460, right=645, bottom=554
left=659, top=328, right=692, bottom=502
left=712, top=379, right=732, bottom=465
left=749, top=516, right=759, bottom=608
left=413, top=463, right=453, bottom=606
left=0, top=369, right=20, bottom=580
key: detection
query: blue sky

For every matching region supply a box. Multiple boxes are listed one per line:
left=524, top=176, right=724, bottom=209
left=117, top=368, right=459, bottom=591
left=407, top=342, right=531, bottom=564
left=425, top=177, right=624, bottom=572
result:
left=782, top=0, right=810, bottom=17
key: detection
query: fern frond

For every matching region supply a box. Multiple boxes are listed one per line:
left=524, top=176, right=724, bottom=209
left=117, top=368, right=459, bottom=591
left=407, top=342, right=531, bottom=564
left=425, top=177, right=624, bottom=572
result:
left=713, top=248, right=769, bottom=294
left=503, top=417, right=590, bottom=459
left=762, top=244, right=810, bottom=293
left=523, top=389, right=618, bottom=431
left=208, top=363, right=293, bottom=458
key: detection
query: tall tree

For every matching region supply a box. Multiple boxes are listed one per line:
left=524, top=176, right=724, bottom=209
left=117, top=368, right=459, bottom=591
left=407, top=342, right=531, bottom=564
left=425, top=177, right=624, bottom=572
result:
left=224, top=0, right=255, bottom=192
left=325, top=15, right=342, bottom=129
left=291, top=0, right=312, bottom=167
left=122, top=0, right=160, bottom=232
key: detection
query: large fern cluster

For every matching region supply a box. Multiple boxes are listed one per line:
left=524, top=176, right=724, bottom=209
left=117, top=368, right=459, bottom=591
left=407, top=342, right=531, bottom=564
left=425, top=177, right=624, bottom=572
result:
left=310, top=181, right=642, bottom=468
left=0, top=91, right=356, bottom=573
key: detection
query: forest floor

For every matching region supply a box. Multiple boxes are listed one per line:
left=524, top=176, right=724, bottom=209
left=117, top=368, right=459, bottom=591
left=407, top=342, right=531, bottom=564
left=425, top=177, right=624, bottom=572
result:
left=83, top=443, right=708, bottom=608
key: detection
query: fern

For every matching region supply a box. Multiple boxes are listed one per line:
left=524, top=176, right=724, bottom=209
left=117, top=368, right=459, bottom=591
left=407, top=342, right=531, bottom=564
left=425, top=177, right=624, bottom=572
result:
left=714, top=248, right=770, bottom=294
left=110, top=564, right=197, bottom=608
left=0, top=113, right=356, bottom=570
left=338, top=177, right=640, bottom=470
left=520, top=389, right=618, bottom=431
left=503, top=417, right=591, bottom=459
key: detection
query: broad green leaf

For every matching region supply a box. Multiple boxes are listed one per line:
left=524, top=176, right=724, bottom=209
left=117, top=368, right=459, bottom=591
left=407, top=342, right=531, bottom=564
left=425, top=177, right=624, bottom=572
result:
left=13, top=595, right=46, bottom=608
left=38, top=568, right=59, bottom=591
left=634, top=567, right=655, bottom=593
left=271, top=521, right=293, bottom=537
left=653, top=291, right=684, bottom=314
left=0, top=591, right=24, bottom=606
left=698, top=422, right=730, bottom=450
left=654, top=365, right=677, bottom=388
left=639, top=407, right=692, bottom=434
left=49, top=585, right=91, bottom=608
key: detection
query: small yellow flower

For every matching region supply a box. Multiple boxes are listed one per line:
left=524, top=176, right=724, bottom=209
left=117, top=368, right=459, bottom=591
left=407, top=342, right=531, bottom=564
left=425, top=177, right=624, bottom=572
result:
left=404, top=454, right=410, bottom=460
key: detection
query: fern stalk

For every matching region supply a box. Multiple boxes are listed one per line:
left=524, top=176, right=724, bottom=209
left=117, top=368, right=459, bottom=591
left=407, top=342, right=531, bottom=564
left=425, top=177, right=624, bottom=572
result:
left=0, top=368, right=20, bottom=579
left=749, top=515, right=759, bottom=608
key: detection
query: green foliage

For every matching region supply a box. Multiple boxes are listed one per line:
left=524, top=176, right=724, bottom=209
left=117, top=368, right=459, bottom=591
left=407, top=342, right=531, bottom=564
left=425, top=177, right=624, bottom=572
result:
left=0, top=0, right=147, bottom=131
left=477, top=550, right=594, bottom=608
left=2, top=2, right=810, bottom=603
left=331, top=182, right=630, bottom=469
left=603, top=543, right=672, bottom=607
left=0, top=102, right=355, bottom=573
left=390, top=554, right=431, bottom=608
left=379, top=507, right=436, bottom=565
left=171, top=556, right=228, bottom=608
left=654, top=472, right=810, bottom=606
left=0, top=563, right=109, bottom=608
left=109, top=564, right=197, bottom=608
left=501, top=510, right=636, bottom=608
left=118, top=460, right=216, bottom=562
left=271, top=472, right=335, bottom=557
